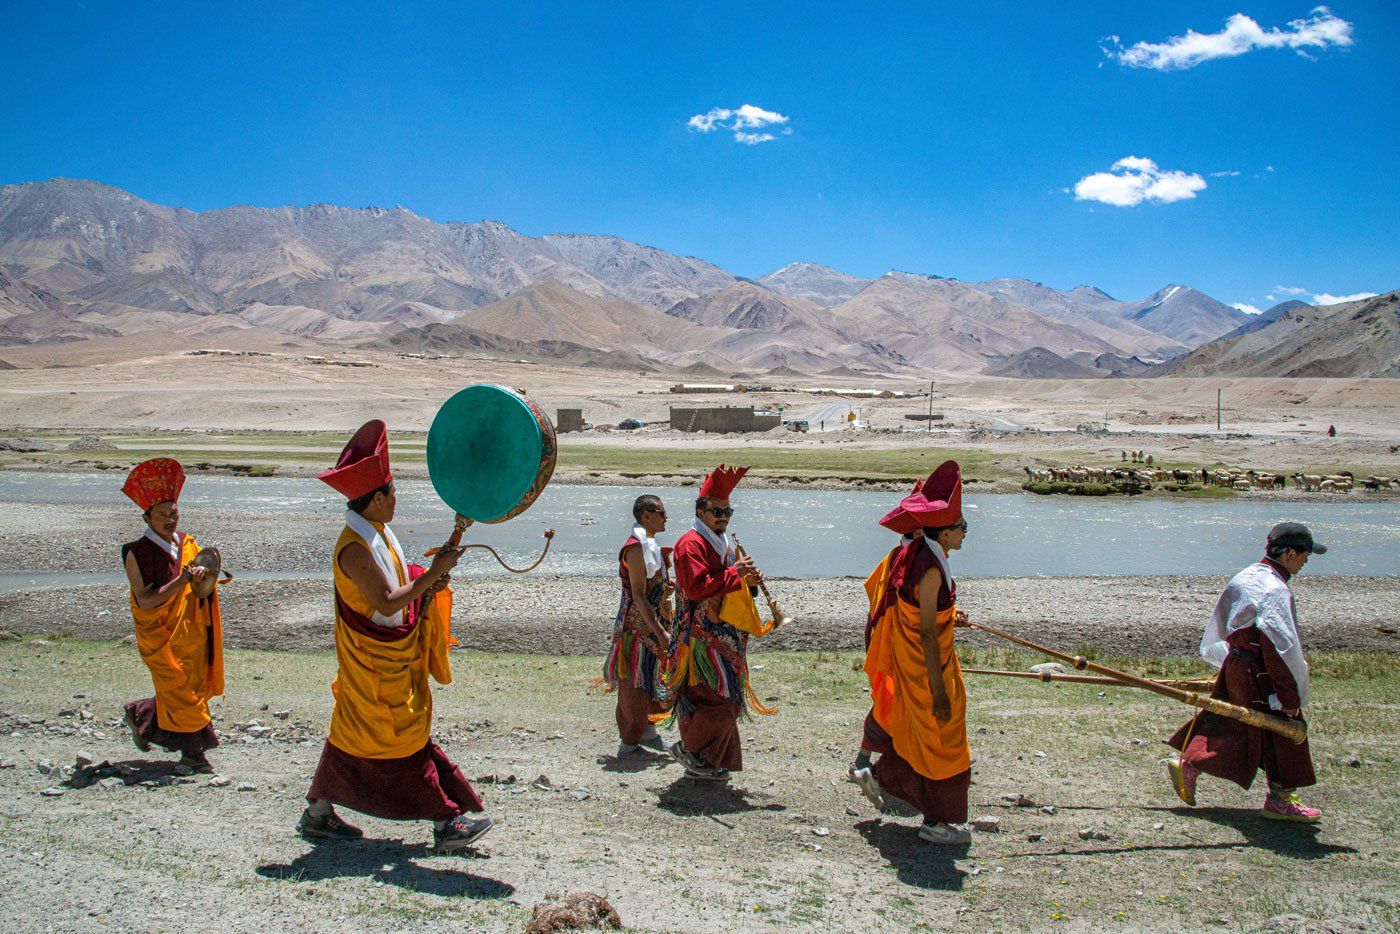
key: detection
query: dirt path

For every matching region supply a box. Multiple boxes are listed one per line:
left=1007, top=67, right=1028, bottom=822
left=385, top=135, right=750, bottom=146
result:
left=1, top=641, right=1396, bottom=933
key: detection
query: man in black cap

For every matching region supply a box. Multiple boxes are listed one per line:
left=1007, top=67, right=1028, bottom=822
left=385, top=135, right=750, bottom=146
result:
left=1165, top=522, right=1326, bottom=822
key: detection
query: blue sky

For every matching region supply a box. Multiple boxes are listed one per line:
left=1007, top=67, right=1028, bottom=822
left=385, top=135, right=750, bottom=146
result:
left=2, top=1, right=1395, bottom=309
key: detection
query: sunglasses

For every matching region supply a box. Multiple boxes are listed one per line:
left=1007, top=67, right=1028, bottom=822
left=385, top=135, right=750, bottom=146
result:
left=704, top=507, right=735, bottom=518
left=648, top=508, right=667, bottom=517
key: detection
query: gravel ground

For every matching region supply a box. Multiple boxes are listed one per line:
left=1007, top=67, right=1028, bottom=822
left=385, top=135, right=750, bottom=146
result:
left=2, top=573, right=1397, bottom=658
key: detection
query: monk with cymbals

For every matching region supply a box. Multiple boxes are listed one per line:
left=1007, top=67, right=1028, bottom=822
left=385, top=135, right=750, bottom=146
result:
left=119, top=458, right=225, bottom=773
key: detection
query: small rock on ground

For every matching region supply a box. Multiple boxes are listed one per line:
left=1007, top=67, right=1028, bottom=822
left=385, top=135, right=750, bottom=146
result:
left=525, top=891, right=622, bottom=934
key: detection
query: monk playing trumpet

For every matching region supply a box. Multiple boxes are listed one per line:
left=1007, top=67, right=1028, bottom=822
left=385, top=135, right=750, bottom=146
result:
left=298, top=420, right=493, bottom=853
left=119, top=458, right=225, bottom=773
left=662, top=465, right=776, bottom=781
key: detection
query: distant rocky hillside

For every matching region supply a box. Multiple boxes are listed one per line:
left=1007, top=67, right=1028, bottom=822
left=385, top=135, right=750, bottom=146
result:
left=0, top=177, right=1338, bottom=377
left=1153, top=292, right=1400, bottom=378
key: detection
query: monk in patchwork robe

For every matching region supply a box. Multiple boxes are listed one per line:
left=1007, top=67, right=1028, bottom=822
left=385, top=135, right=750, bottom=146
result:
left=859, top=460, right=974, bottom=845
left=298, top=420, right=492, bottom=853
left=119, top=458, right=225, bottom=773
left=602, top=494, right=674, bottom=757
left=663, top=464, right=775, bottom=781
left=1166, top=522, right=1325, bottom=823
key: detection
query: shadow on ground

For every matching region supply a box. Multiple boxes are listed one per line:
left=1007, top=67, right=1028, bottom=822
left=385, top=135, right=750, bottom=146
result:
left=654, top=780, right=787, bottom=818
left=257, top=839, right=515, bottom=898
left=596, top=749, right=674, bottom=774
left=855, top=819, right=968, bottom=890
left=1150, top=805, right=1357, bottom=859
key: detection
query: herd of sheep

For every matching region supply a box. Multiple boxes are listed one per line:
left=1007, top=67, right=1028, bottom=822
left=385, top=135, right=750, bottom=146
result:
left=1023, top=464, right=1396, bottom=493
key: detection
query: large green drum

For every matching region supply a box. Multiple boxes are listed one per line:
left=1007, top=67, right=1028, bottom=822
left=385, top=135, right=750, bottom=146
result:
left=426, top=385, right=557, bottom=523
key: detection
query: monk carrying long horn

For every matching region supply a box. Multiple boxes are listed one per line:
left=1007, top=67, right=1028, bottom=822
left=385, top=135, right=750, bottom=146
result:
left=855, top=460, right=974, bottom=846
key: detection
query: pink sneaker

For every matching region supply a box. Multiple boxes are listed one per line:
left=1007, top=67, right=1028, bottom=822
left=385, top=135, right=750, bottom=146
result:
left=1167, top=757, right=1199, bottom=806
left=1262, top=791, right=1321, bottom=823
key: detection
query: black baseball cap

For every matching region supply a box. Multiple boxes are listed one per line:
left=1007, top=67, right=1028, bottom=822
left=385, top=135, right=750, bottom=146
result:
left=1267, top=522, right=1327, bottom=555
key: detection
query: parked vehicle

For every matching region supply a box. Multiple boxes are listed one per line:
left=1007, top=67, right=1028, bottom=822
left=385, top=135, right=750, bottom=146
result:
left=782, top=419, right=809, bottom=433
left=617, top=418, right=645, bottom=430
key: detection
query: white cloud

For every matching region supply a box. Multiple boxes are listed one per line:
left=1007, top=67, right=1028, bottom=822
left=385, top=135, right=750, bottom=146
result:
left=1272, top=285, right=1309, bottom=296
left=1232, top=303, right=1263, bottom=315
left=1072, top=156, right=1207, bottom=207
left=687, top=103, right=791, bottom=144
left=1105, top=7, right=1354, bottom=71
left=1312, top=291, right=1377, bottom=305
left=1210, top=170, right=1241, bottom=177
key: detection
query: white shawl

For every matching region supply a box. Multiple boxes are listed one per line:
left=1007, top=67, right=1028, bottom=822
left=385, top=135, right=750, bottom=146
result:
left=1200, top=562, right=1310, bottom=708
left=630, top=525, right=664, bottom=577
left=923, top=536, right=954, bottom=594
left=691, top=517, right=734, bottom=567
left=144, top=527, right=180, bottom=562
left=344, top=510, right=408, bottom=628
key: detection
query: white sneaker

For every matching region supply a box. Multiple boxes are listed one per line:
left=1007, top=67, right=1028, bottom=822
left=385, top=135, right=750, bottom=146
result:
left=847, top=765, right=885, bottom=810
left=918, top=822, right=972, bottom=845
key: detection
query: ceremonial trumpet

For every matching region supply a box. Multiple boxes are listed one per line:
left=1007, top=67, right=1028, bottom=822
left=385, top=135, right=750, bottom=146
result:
left=732, top=534, right=795, bottom=630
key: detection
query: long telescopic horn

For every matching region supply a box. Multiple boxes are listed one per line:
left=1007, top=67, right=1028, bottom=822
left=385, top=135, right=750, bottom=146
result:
left=966, top=622, right=1306, bottom=744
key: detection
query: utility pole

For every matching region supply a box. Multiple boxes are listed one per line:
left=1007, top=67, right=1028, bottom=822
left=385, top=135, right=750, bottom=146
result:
left=928, top=380, right=934, bottom=432
left=1217, top=388, right=1222, bottom=431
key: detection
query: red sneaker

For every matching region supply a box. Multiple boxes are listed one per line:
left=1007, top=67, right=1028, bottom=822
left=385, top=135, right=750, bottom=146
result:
left=1262, top=791, right=1321, bottom=823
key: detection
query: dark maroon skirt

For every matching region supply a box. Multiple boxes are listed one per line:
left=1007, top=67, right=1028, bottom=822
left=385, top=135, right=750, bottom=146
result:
left=678, top=681, right=743, bottom=771
left=124, top=697, right=219, bottom=755
left=307, top=739, right=484, bottom=822
left=863, top=711, right=970, bottom=824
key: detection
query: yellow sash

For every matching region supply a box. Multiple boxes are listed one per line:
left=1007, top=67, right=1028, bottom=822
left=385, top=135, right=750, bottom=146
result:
left=130, top=533, right=224, bottom=732
left=327, top=524, right=455, bottom=760
left=863, top=568, right=969, bottom=781
left=720, top=585, right=775, bottom=638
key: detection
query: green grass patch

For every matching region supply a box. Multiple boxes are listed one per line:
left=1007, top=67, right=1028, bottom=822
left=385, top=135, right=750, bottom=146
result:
left=554, top=443, right=1007, bottom=480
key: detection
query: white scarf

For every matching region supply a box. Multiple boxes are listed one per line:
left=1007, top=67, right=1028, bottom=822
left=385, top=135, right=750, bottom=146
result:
left=344, top=509, right=408, bottom=628
left=631, top=525, right=664, bottom=577
left=1199, top=562, right=1310, bottom=708
left=144, top=527, right=180, bottom=562
left=691, top=517, right=733, bottom=567
left=923, top=536, right=954, bottom=593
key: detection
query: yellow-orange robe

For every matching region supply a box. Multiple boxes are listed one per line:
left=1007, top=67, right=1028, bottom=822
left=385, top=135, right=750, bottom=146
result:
left=307, top=521, right=482, bottom=821
left=862, top=541, right=971, bottom=822
left=125, top=532, right=224, bottom=742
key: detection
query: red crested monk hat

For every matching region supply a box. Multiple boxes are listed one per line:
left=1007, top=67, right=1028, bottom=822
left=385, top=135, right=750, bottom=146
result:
left=122, top=458, right=186, bottom=511
left=699, top=463, right=749, bottom=500
left=878, top=460, right=961, bottom=533
left=318, top=419, right=392, bottom=500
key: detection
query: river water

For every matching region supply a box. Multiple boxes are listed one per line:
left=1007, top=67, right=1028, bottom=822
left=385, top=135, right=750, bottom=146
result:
left=0, top=472, right=1394, bottom=586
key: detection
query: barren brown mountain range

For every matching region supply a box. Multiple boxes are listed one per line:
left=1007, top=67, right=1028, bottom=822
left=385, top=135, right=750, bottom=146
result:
left=1, top=177, right=1391, bottom=378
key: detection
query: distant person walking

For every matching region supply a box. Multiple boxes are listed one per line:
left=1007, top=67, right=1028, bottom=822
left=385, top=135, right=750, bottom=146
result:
left=1328, top=425, right=1336, bottom=437
left=1166, top=523, right=1326, bottom=823
left=602, top=494, right=674, bottom=757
